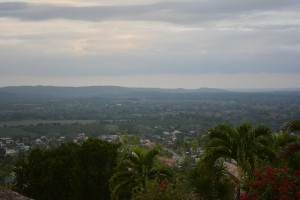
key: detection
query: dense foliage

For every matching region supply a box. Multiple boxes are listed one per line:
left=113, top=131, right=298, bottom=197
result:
left=13, top=139, right=120, bottom=200
left=110, top=147, right=184, bottom=200
left=1, top=119, right=299, bottom=200
left=191, top=162, right=235, bottom=200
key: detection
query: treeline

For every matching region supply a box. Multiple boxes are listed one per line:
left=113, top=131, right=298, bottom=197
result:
left=10, top=120, right=300, bottom=200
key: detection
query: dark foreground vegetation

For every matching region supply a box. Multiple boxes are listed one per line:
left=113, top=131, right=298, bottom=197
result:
left=1, top=120, right=298, bottom=200
left=14, top=139, right=119, bottom=200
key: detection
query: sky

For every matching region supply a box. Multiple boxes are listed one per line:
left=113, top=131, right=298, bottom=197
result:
left=0, top=0, right=300, bottom=89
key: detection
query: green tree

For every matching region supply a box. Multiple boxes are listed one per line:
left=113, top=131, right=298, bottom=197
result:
left=276, top=120, right=300, bottom=170
left=202, top=123, right=275, bottom=199
left=274, top=132, right=298, bottom=149
left=0, top=148, right=5, bottom=160
left=109, top=146, right=172, bottom=200
left=74, top=139, right=120, bottom=200
left=182, top=138, right=190, bottom=152
left=14, top=139, right=120, bottom=200
left=281, top=141, right=300, bottom=170
left=192, top=138, right=199, bottom=153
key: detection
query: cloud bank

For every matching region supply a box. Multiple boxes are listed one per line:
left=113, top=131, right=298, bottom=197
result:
left=0, top=0, right=300, bottom=88
left=1, top=0, right=299, bottom=24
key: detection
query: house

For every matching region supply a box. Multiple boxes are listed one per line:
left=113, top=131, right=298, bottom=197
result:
left=35, top=139, right=42, bottom=144
left=5, top=139, right=13, bottom=145
left=22, top=146, right=30, bottom=151
left=5, top=149, right=16, bottom=155
left=158, top=157, right=177, bottom=166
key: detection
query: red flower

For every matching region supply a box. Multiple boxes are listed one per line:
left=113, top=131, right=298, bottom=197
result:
left=160, top=179, right=168, bottom=189
left=296, top=191, right=300, bottom=199
left=246, top=167, right=300, bottom=199
left=279, top=195, right=289, bottom=200
left=256, top=179, right=265, bottom=187
left=272, top=185, right=279, bottom=190
left=294, top=171, right=300, bottom=177
left=265, top=167, right=275, bottom=174
left=240, top=193, right=250, bottom=200
left=278, top=186, right=285, bottom=193
left=254, top=170, right=261, bottom=176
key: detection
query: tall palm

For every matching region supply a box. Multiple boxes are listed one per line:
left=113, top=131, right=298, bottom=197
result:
left=202, top=123, right=275, bottom=199
left=191, top=161, right=235, bottom=200
left=110, top=146, right=172, bottom=200
left=280, top=120, right=300, bottom=170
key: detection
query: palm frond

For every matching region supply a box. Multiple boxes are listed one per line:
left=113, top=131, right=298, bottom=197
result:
left=144, top=148, right=159, bottom=170
left=237, top=123, right=252, bottom=139
left=254, top=125, right=272, bottom=138
left=148, top=168, right=173, bottom=181
left=110, top=147, right=170, bottom=200
left=201, top=123, right=276, bottom=183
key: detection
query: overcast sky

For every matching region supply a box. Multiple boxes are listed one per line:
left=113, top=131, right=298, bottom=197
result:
left=1, top=0, right=300, bottom=89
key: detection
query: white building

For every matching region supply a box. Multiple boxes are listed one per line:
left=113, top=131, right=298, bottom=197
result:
left=5, top=149, right=16, bottom=155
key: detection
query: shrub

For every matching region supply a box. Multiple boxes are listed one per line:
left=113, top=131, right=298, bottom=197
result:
left=242, top=167, right=300, bottom=200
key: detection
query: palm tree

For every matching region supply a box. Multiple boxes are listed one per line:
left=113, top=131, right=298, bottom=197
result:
left=191, top=161, right=235, bottom=200
left=109, top=146, right=172, bottom=200
left=280, top=141, right=300, bottom=169
left=202, top=123, right=275, bottom=199
left=279, top=120, right=300, bottom=170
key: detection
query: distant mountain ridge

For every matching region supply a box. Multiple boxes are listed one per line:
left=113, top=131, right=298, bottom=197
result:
left=0, top=86, right=229, bottom=97
left=1, top=86, right=299, bottom=99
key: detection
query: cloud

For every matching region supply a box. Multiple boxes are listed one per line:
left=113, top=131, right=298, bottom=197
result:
left=0, top=0, right=300, bottom=88
left=0, top=0, right=299, bottom=24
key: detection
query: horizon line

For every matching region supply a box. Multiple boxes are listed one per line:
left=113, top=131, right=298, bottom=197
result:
left=1, top=85, right=300, bottom=91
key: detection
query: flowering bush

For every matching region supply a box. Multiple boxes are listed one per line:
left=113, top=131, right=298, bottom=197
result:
left=241, top=167, right=300, bottom=200
left=133, top=178, right=187, bottom=200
